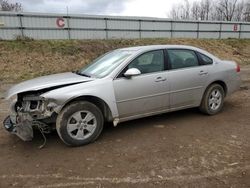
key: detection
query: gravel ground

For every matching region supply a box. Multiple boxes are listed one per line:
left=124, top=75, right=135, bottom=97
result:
left=0, top=67, right=249, bottom=188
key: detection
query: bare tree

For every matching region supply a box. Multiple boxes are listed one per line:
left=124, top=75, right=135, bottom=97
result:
left=217, top=0, right=238, bottom=21
left=169, top=0, right=249, bottom=21
left=202, top=0, right=212, bottom=20
left=234, top=0, right=245, bottom=21
left=211, top=6, right=224, bottom=20
left=244, top=1, right=250, bottom=21
left=199, top=1, right=206, bottom=20
left=182, top=0, right=191, bottom=19
left=190, top=0, right=213, bottom=20
left=191, top=1, right=201, bottom=20
left=169, top=0, right=191, bottom=20
left=0, top=0, right=22, bottom=12
left=169, top=4, right=181, bottom=20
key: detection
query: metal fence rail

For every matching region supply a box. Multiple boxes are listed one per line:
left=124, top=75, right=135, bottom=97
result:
left=0, top=11, right=250, bottom=40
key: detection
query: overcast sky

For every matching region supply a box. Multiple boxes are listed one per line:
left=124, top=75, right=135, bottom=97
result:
left=15, top=0, right=192, bottom=18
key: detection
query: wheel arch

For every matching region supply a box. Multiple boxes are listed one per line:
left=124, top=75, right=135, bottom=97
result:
left=199, top=80, right=227, bottom=115
left=59, top=95, right=113, bottom=122
left=200, top=80, right=228, bottom=106
left=207, top=80, right=228, bottom=96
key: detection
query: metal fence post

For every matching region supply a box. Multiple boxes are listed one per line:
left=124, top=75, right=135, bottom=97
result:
left=170, top=20, right=173, bottom=38
left=139, top=19, right=141, bottom=39
left=219, top=22, right=222, bottom=39
left=239, top=23, right=242, bottom=39
left=66, top=16, right=71, bottom=40
left=104, top=18, right=108, bottom=39
left=197, top=21, right=200, bottom=39
left=18, top=14, right=24, bottom=38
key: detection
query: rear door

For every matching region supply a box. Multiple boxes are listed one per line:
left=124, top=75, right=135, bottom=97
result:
left=166, top=49, right=210, bottom=110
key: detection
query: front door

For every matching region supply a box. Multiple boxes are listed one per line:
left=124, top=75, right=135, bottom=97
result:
left=113, top=50, right=170, bottom=119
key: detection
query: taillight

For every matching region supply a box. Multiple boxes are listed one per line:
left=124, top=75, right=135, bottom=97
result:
left=236, top=63, right=240, bottom=72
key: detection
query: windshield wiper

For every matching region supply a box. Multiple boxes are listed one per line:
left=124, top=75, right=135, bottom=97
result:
left=74, top=70, right=91, bottom=78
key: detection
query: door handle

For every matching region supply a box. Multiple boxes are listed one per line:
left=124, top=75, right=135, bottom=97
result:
left=155, top=77, right=166, bottom=82
left=199, top=70, right=208, bottom=75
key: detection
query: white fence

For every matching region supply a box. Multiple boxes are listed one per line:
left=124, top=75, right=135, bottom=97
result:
left=0, top=11, right=250, bottom=40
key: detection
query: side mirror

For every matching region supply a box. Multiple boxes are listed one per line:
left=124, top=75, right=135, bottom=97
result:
left=124, top=68, right=141, bottom=77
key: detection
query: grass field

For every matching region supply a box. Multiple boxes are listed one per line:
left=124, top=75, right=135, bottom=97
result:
left=0, top=38, right=250, bottom=82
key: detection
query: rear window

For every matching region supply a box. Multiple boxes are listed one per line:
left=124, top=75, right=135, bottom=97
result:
left=198, top=52, right=213, bottom=65
left=167, top=49, right=199, bottom=70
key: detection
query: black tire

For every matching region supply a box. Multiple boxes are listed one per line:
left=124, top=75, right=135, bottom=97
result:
left=199, top=84, right=225, bottom=115
left=56, top=101, right=104, bottom=146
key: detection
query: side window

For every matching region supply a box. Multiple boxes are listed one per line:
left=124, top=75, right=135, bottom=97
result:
left=168, top=49, right=199, bottom=70
left=198, top=52, right=213, bottom=65
left=128, top=50, right=165, bottom=74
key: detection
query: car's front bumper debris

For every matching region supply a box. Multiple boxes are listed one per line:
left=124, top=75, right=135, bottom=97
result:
left=3, top=116, right=33, bottom=141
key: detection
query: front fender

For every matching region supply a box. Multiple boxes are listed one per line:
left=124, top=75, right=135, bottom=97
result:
left=41, top=79, right=119, bottom=118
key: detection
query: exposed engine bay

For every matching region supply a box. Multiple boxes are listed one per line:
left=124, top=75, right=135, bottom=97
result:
left=5, top=89, right=62, bottom=148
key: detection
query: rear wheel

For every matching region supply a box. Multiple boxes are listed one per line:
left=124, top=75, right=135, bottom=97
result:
left=199, top=84, right=225, bottom=115
left=56, top=101, right=104, bottom=146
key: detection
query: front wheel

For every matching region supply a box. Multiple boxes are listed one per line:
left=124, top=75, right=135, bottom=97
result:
left=199, top=84, right=225, bottom=115
left=56, top=101, right=104, bottom=146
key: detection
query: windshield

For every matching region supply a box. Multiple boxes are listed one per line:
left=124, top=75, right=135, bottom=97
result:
left=78, top=50, right=133, bottom=78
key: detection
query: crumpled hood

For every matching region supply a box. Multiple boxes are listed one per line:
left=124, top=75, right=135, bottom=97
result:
left=6, top=72, right=94, bottom=99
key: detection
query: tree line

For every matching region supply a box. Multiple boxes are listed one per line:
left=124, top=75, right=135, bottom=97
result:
left=170, top=0, right=250, bottom=21
left=0, top=0, right=22, bottom=12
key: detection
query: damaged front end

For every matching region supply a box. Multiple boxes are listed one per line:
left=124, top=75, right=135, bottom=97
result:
left=3, top=92, right=58, bottom=141
left=3, top=72, right=94, bottom=143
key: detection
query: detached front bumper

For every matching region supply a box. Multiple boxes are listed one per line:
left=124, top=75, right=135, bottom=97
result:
left=3, top=116, right=33, bottom=141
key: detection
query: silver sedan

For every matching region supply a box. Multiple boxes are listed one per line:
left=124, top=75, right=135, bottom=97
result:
left=3, top=45, right=241, bottom=146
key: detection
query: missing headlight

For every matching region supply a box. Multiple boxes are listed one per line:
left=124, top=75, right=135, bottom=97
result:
left=21, top=95, right=45, bottom=113
left=23, top=100, right=44, bottom=112
left=30, top=101, right=39, bottom=110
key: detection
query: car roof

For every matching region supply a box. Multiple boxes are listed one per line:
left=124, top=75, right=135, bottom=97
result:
left=118, top=45, right=220, bottom=61
left=119, top=45, right=200, bottom=51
